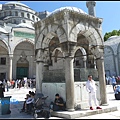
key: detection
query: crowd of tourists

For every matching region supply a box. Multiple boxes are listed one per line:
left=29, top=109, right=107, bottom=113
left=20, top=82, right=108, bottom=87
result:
left=105, top=75, right=120, bottom=85
left=0, top=78, right=36, bottom=91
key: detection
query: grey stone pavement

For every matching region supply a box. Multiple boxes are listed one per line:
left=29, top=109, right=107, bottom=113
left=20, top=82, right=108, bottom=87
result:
left=0, top=85, right=120, bottom=119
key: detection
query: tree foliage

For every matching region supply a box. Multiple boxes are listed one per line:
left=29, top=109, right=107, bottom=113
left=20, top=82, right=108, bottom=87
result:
left=104, top=30, right=120, bottom=41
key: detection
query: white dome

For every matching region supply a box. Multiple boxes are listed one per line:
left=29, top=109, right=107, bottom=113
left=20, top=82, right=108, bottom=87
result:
left=0, top=27, right=8, bottom=34
left=16, top=23, right=34, bottom=29
left=107, top=35, right=119, bottom=40
left=5, top=1, right=29, bottom=8
left=48, top=6, right=87, bottom=16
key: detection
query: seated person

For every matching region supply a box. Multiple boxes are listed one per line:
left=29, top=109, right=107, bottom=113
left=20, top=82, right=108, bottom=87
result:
left=49, top=93, right=66, bottom=111
left=114, top=84, right=120, bottom=93
left=20, top=94, right=31, bottom=112
left=114, top=85, right=120, bottom=100
left=20, top=91, right=32, bottom=112
left=26, top=92, right=35, bottom=114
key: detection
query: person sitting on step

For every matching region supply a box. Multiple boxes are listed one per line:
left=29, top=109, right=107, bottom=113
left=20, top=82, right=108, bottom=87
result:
left=26, top=92, right=35, bottom=114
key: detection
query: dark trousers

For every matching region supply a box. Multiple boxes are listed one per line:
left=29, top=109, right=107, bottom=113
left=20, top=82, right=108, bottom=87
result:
left=26, top=103, right=33, bottom=113
left=22, top=101, right=26, bottom=110
left=49, top=102, right=65, bottom=111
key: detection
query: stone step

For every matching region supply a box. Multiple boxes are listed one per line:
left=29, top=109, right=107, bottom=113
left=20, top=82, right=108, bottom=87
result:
left=51, top=105, right=118, bottom=119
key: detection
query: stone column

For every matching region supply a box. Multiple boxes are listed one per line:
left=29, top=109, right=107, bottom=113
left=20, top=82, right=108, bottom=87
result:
left=61, top=41, right=76, bottom=112
left=9, top=54, right=13, bottom=81
left=35, top=60, right=43, bottom=94
left=94, top=58, right=97, bottom=69
left=96, top=57, right=108, bottom=105
left=35, top=49, right=44, bottom=96
left=64, top=56, right=75, bottom=111
left=83, top=57, right=87, bottom=68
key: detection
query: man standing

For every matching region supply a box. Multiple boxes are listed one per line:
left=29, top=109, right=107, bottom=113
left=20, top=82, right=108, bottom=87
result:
left=86, top=75, right=102, bottom=110
left=111, top=76, right=117, bottom=91
left=0, top=83, right=5, bottom=97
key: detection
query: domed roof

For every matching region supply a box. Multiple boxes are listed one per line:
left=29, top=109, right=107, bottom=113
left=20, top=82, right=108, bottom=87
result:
left=5, top=1, right=29, bottom=8
left=16, top=23, right=34, bottom=29
left=0, top=27, right=8, bottom=34
left=48, top=6, right=87, bottom=16
left=107, top=35, right=119, bottom=40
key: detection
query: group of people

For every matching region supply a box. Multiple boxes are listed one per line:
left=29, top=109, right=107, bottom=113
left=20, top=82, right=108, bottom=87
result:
left=0, top=74, right=103, bottom=112
left=105, top=75, right=120, bottom=92
left=20, top=91, right=35, bottom=114
left=49, top=74, right=102, bottom=111
left=20, top=74, right=101, bottom=113
left=20, top=91, right=66, bottom=115
left=0, top=78, right=36, bottom=92
left=105, top=75, right=120, bottom=85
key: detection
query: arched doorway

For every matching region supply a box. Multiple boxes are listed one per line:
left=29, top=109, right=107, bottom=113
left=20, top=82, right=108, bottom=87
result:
left=16, top=51, right=29, bottom=79
left=13, top=41, right=35, bottom=79
left=0, top=40, right=9, bottom=80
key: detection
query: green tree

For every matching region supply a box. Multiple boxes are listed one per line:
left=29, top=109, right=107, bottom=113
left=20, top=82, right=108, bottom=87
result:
left=104, top=30, right=120, bottom=41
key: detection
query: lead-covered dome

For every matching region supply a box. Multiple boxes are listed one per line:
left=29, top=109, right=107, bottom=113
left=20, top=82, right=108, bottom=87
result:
left=0, top=27, right=8, bottom=34
left=48, top=6, right=87, bottom=16
left=5, top=1, right=30, bottom=8
left=16, top=23, right=34, bottom=29
left=107, top=35, right=119, bottom=40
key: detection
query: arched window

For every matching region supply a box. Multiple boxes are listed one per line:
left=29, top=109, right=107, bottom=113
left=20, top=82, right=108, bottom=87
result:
left=36, top=18, right=38, bottom=21
left=4, top=11, right=6, bottom=17
left=32, top=15, right=35, bottom=20
left=27, top=13, right=30, bottom=18
left=21, top=12, right=24, bottom=17
left=9, top=11, right=12, bottom=16
left=15, top=11, right=18, bottom=16
left=14, top=19, right=17, bottom=24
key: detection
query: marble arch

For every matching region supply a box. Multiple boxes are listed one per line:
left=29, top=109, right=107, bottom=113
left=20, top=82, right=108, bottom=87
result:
left=73, top=46, right=87, bottom=59
left=52, top=48, right=63, bottom=56
left=35, top=23, right=67, bottom=50
left=12, top=38, right=34, bottom=53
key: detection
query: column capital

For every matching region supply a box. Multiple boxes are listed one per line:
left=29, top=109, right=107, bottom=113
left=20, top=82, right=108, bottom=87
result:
left=36, top=59, right=44, bottom=63
left=9, top=54, right=13, bottom=58
left=96, top=56, right=104, bottom=60
left=90, top=46, right=104, bottom=60
left=60, top=41, right=76, bottom=57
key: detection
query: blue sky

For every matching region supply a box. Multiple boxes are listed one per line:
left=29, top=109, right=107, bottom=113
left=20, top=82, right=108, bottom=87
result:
left=0, top=1, right=120, bottom=37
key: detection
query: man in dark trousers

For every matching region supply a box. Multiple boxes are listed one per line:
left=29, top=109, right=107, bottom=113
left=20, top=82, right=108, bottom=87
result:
left=50, top=93, right=66, bottom=111
left=0, top=83, right=5, bottom=97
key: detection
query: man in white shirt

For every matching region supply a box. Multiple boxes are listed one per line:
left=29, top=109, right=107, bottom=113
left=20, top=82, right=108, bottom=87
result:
left=86, top=75, right=102, bottom=110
